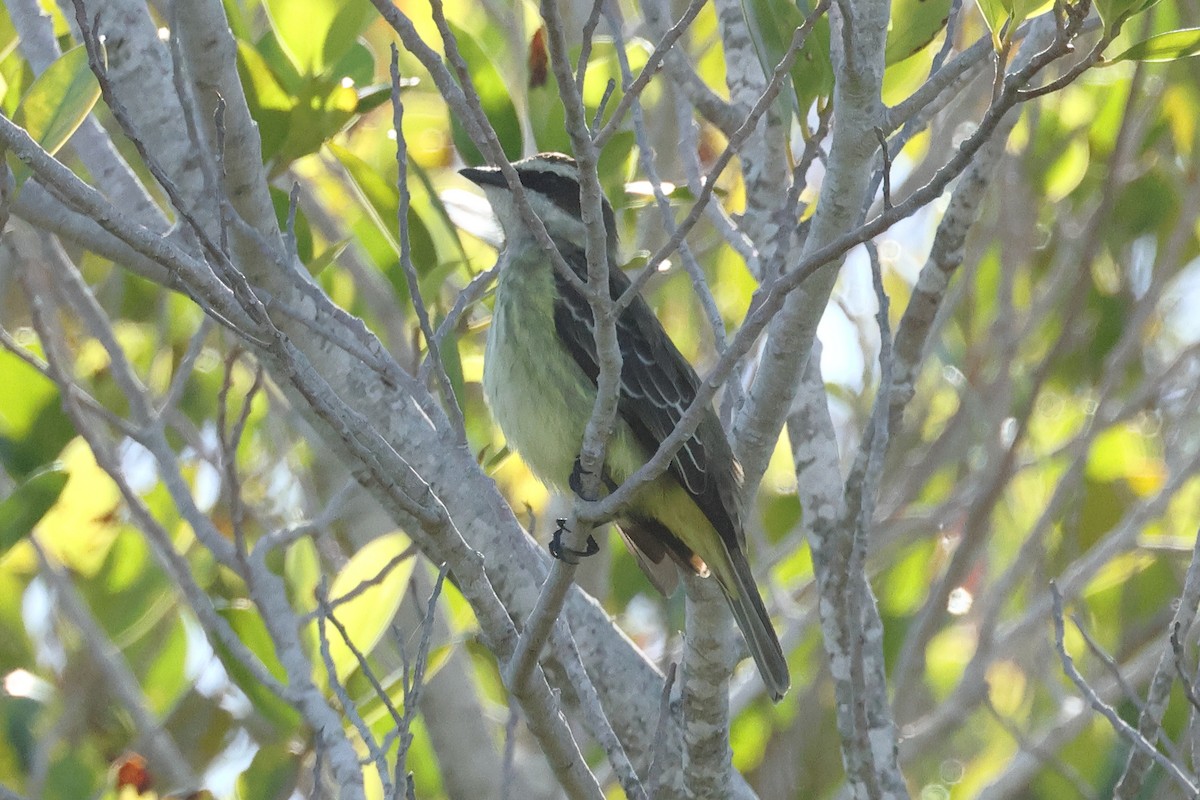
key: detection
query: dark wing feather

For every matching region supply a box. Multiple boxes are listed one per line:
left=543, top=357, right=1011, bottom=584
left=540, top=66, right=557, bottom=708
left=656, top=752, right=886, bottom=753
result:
left=550, top=241, right=743, bottom=550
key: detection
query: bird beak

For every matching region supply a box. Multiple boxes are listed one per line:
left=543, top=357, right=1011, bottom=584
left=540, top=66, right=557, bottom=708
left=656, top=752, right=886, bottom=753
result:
left=459, top=165, right=505, bottom=188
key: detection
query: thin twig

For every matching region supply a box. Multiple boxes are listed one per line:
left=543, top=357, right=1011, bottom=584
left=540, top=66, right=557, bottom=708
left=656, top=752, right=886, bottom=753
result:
left=646, top=661, right=678, bottom=798
left=874, top=128, right=893, bottom=210
left=1172, top=622, right=1200, bottom=714
left=501, top=706, right=520, bottom=800
left=389, top=45, right=467, bottom=443
left=601, top=6, right=727, bottom=352
left=576, top=0, right=606, bottom=91
left=316, top=579, right=395, bottom=794
left=615, top=0, right=832, bottom=317
left=594, top=0, right=711, bottom=147
left=395, top=564, right=449, bottom=783
left=1050, top=582, right=1200, bottom=797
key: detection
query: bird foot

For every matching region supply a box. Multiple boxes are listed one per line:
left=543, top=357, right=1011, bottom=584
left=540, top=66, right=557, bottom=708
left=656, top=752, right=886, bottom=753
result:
left=568, top=457, right=592, bottom=499
left=550, top=518, right=599, bottom=565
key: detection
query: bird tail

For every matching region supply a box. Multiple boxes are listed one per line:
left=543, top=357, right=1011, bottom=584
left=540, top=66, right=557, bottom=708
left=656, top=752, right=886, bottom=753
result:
left=718, top=547, right=790, bottom=702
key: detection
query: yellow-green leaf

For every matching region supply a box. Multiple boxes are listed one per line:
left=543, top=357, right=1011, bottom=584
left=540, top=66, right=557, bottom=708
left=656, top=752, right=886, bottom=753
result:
left=1105, top=27, right=1200, bottom=63
left=447, top=22, right=522, bottom=164
left=263, top=0, right=373, bottom=75
left=321, top=531, right=415, bottom=683
left=216, top=603, right=302, bottom=731
left=11, top=45, right=101, bottom=186
left=0, top=465, right=68, bottom=556
left=1094, top=0, right=1161, bottom=34
left=34, top=438, right=122, bottom=577
left=975, top=0, right=1011, bottom=48
left=742, top=0, right=833, bottom=119
left=886, top=0, right=952, bottom=65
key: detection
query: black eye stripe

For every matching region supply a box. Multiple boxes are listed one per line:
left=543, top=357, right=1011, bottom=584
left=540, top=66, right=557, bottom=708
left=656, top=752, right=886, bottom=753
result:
left=519, top=171, right=583, bottom=217
left=518, top=170, right=617, bottom=237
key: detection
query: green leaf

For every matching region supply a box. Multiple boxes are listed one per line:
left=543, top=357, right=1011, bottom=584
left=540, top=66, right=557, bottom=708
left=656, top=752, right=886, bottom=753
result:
left=1094, top=0, right=1162, bottom=34
left=236, top=742, right=300, bottom=800
left=1092, top=0, right=1129, bottom=33
left=447, top=22, right=522, bottom=164
left=306, top=239, right=350, bottom=277
left=408, top=158, right=470, bottom=268
left=329, top=39, right=375, bottom=90
left=886, top=0, right=952, bottom=65
left=221, top=0, right=252, bottom=41
left=237, top=38, right=295, bottom=164
left=284, top=82, right=360, bottom=170
left=254, top=29, right=305, bottom=95
left=436, top=323, right=466, bottom=409
left=975, top=0, right=1053, bottom=48
left=355, top=82, right=393, bottom=114
left=270, top=186, right=313, bottom=264
left=1106, top=27, right=1200, bottom=63
left=215, top=604, right=302, bottom=731
left=263, top=0, right=374, bottom=75
left=0, top=6, right=20, bottom=62
left=11, top=44, right=101, bottom=187
left=141, top=616, right=190, bottom=715
left=327, top=141, right=437, bottom=297
left=0, top=346, right=74, bottom=478
left=741, top=0, right=833, bottom=119
left=0, top=466, right=68, bottom=556
left=320, top=531, right=416, bottom=683
left=284, top=537, right=322, bottom=614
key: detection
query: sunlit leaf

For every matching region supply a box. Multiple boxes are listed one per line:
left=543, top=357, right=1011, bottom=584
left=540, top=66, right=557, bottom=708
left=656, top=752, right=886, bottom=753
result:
left=0, top=6, right=19, bottom=62
left=1087, top=425, right=1166, bottom=495
left=285, top=537, right=321, bottom=617
left=885, top=0, right=952, bottom=65
left=355, top=643, right=452, bottom=729
left=263, top=0, right=374, bottom=74
left=1105, top=27, right=1200, bottom=63
left=221, top=0, right=253, bottom=42
left=273, top=81, right=359, bottom=170
left=1042, top=136, right=1089, bottom=201
left=11, top=44, right=101, bottom=186
left=975, top=0, right=1053, bottom=48
left=254, top=29, right=305, bottom=95
left=34, top=439, right=121, bottom=577
left=237, top=40, right=294, bottom=114
left=321, top=531, right=415, bottom=683
left=974, top=0, right=1010, bottom=48
left=1094, top=0, right=1163, bottom=34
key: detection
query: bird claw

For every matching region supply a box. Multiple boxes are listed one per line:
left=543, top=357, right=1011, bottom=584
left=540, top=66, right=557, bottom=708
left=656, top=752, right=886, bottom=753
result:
left=549, top=518, right=599, bottom=565
left=569, top=456, right=617, bottom=499
left=568, top=458, right=591, bottom=499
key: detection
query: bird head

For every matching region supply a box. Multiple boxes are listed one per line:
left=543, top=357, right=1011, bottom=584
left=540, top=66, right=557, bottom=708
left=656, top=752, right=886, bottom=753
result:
left=459, top=153, right=617, bottom=249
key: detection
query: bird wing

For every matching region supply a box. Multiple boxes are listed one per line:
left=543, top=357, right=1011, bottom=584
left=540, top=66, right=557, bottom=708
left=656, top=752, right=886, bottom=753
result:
left=550, top=242, right=743, bottom=550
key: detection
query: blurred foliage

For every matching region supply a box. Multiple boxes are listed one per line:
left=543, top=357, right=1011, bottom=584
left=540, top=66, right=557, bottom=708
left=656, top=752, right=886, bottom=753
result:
left=0, top=0, right=1198, bottom=798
